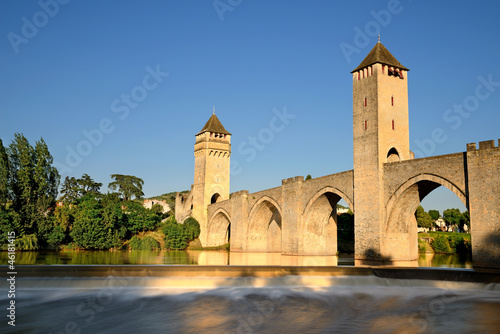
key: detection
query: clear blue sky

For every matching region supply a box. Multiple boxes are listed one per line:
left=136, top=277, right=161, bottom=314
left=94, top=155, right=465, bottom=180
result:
left=1, top=0, right=499, bottom=214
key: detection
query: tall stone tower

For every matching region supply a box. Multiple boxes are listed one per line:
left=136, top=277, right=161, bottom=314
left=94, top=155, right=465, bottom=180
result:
left=351, top=40, right=412, bottom=261
left=191, top=112, right=231, bottom=244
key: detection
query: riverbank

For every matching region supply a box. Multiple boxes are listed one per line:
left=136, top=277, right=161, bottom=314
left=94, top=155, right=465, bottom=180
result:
left=418, top=231, right=471, bottom=255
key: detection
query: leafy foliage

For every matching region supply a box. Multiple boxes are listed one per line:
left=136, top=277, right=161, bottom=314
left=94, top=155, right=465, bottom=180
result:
left=3, top=134, right=59, bottom=236
left=429, top=232, right=471, bottom=255
left=0, top=139, right=9, bottom=206
left=108, top=174, right=144, bottom=201
left=129, top=235, right=160, bottom=250
left=431, top=234, right=452, bottom=253
left=416, top=205, right=433, bottom=229
left=162, top=216, right=200, bottom=250
left=428, top=209, right=440, bottom=221
left=60, top=174, right=102, bottom=203
left=122, top=201, right=161, bottom=234
left=183, top=217, right=201, bottom=240
left=16, top=234, right=39, bottom=250
left=443, top=208, right=470, bottom=231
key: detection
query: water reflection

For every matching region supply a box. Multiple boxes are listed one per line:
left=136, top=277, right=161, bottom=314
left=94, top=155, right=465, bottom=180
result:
left=0, top=250, right=472, bottom=268
left=418, top=252, right=473, bottom=268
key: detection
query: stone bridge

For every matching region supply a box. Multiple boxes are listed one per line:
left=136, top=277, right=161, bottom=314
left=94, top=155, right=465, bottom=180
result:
left=202, top=140, right=499, bottom=267
left=176, top=41, right=500, bottom=268
left=205, top=171, right=354, bottom=256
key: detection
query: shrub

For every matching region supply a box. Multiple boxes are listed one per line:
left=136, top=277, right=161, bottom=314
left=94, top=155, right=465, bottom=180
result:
left=164, top=223, right=188, bottom=250
left=47, top=226, right=66, bottom=248
left=162, top=216, right=200, bottom=250
left=129, top=235, right=142, bottom=250
left=16, top=234, right=39, bottom=250
left=431, top=235, right=452, bottom=254
left=129, top=235, right=160, bottom=250
left=183, top=217, right=200, bottom=240
left=141, top=236, right=160, bottom=250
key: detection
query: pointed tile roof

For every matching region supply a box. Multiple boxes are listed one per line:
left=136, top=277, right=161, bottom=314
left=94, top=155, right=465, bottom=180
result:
left=351, top=41, right=409, bottom=73
left=197, top=113, right=231, bottom=135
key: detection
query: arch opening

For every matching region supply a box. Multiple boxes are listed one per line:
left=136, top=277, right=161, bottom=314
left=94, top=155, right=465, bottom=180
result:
left=303, top=191, right=353, bottom=255
left=248, top=199, right=282, bottom=253
left=385, top=177, right=469, bottom=262
left=211, top=193, right=221, bottom=204
left=206, top=210, right=231, bottom=247
left=387, top=147, right=400, bottom=163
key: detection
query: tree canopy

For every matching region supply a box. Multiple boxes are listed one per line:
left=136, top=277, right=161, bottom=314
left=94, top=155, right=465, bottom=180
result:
left=3, top=134, right=60, bottom=235
left=60, top=173, right=102, bottom=203
left=416, top=205, right=433, bottom=229
left=428, top=209, right=440, bottom=221
left=108, top=174, right=144, bottom=201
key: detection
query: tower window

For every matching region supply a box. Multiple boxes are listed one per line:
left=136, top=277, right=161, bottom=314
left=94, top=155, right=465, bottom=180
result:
left=364, top=97, right=367, bottom=107
left=391, top=96, right=394, bottom=106
left=364, top=120, right=367, bottom=131
left=392, top=119, right=395, bottom=130
left=370, top=66, right=373, bottom=76
left=357, top=72, right=360, bottom=80
left=382, top=65, right=385, bottom=74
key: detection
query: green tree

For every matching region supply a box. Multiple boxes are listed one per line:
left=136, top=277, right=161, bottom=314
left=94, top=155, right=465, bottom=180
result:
left=108, top=174, right=144, bottom=201
left=428, top=209, right=440, bottom=221
left=60, top=174, right=102, bottom=203
left=78, top=173, right=102, bottom=194
left=122, top=201, right=160, bottom=234
left=70, top=195, right=117, bottom=249
left=305, top=174, right=312, bottom=180
left=60, top=176, right=79, bottom=203
left=431, top=234, right=452, bottom=253
left=415, top=205, right=433, bottom=229
left=33, top=138, right=60, bottom=211
left=8, top=134, right=60, bottom=235
left=460, top=210, right=470, bottom=231
left=0, top=139, right=9, bottom=206
left=443, top=208, right=463, bottom=226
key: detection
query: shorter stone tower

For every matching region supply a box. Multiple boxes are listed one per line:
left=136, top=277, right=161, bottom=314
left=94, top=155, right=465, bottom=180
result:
left=178, top=112, right=231, bottom=245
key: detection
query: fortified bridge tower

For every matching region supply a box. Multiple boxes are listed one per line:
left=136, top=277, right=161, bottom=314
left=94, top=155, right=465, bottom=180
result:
left=351, top=39, right=413, bottom=262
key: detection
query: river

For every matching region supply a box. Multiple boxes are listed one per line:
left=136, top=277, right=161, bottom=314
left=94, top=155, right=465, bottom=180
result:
left=3, top=250, right=496, bottom=333
left=0, top=250, right=473, bottom=267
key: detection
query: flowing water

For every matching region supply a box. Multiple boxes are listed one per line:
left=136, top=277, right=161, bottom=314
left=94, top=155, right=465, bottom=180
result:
left=2, top=271, right=500, bottom=333
left=1, top=251, right=492, bottom=333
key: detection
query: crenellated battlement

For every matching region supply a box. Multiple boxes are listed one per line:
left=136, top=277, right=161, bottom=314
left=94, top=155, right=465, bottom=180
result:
left=282, top=176, right=304, bottom=185
left=467, top=139, right=500, bottom=151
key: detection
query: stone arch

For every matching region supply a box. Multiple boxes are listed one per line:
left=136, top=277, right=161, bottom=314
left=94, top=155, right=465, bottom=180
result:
left=211, top=193, right=221, bottom=204
left=302, top=187, right=352, bottom=255
left=387, top=147, right=400, bottom=162
left=384, top=173, right=468, bottom=261
left=248, top=196, right=282, bottom=252
left=206, top=208, right=231, bottom=247
left=209, top=184, right=225, bottom=202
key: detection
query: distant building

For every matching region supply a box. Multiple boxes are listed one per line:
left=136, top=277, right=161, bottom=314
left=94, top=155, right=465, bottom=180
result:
left=143, top=199, right=170, bottom=213
left=337, top=207, right=350, bottom=215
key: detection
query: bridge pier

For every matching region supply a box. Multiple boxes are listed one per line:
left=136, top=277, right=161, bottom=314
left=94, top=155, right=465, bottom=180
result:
left=229, top=190, right=249, bottom=252
left=467, top=140, right=500, bottom=269
left=281, top=177, right=304, bottom=255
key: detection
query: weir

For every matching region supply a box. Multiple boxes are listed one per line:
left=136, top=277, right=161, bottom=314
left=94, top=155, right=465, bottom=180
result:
left=9, top=265, right=500, bottom=283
